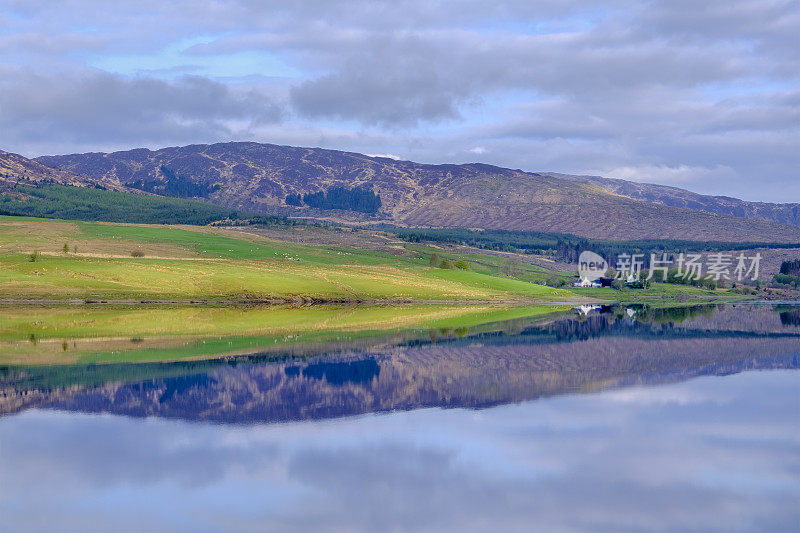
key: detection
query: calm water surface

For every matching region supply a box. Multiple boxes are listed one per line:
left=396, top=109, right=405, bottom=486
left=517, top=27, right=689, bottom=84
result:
left=1, top=303, right=798, bottom=532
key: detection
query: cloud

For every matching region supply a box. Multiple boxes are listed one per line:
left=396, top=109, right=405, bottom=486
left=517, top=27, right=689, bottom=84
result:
left=0, top=66, right=284, bottom=154
left=602, top=163, right=739, bottom=187
left=0, top=32, right=109, bottom=54
left=365, top=153, right=401, bottom=159
left=1, top=370, right=798, bottom=531
left=0, top=0, right=797, bottom=200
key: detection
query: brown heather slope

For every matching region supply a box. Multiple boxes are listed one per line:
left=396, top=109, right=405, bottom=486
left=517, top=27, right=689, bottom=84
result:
left=0, top=149, right=129, bottom=192
left=36, top=142, right=800, bottom=242
left=547, top=172, right=800, bottom=227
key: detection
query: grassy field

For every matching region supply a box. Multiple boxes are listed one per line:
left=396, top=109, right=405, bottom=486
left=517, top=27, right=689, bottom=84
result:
left=0, top=303, right=569, bottom=364
left=0, top=216, right=577, bottom=302
left=401, top=243, right=571, bottom=284
left=0, top=215, right=752, bottom=303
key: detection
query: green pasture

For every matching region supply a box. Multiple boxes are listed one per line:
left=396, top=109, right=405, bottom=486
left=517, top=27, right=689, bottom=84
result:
left=0, top=216, right=574, bottom=302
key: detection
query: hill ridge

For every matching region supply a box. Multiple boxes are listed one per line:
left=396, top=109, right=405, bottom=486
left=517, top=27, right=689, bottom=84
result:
left=26, top=142, right=800, bottom=242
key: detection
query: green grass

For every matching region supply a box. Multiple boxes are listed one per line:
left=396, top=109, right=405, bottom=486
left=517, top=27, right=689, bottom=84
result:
left=0, top=255, right=476, bottom=300
left=423, top=268, right=569, bottom=298
left=0, top=216, right=575, bottom=302
left=1, top=215, right=745, bottom=303
left=79, top=222, right=336, bottom=261
left=0, top=304, right=551, bottom=340
left=0, top=304, right=570, bottom=365
left=403, top=243, right=571, bottom=285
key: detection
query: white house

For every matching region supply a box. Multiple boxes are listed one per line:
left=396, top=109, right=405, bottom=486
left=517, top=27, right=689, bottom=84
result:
left=573, top=277, right=602, bottom=288
left=573, top=304, right=601, bottom=316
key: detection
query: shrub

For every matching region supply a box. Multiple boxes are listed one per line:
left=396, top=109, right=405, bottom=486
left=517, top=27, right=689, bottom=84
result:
left=774, top=273, right=800, bottom=288
left=28, top=251, right=40, bottom=262
left=130, top=250, right=145, bottom=258
left=500, top=258, right=522, bottom=277
left=453, top=260, right=469, bottom=270
left=779, top=259, right=800, bottom=276
left=439, top=258, right=453, bottom=269
left=429, top=253, right=439, bottom=267
left=285, top=193, right=303, bottom=206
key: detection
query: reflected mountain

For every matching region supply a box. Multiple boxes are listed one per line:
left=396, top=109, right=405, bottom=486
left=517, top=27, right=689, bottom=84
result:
left=2, top=303, right=798, bottom=423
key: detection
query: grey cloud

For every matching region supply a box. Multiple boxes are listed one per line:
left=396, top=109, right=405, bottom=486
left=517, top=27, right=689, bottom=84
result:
left=186, top=1, right=786, bottom=118
left=289, top=47, right=468, bottom=125
left=282, top=26, right=758, bottom=126
left=0, top=67, right=284, bottom=154
left=639, top=0, right=800, bottom=47
left=0, top=32, right=109, bottom=54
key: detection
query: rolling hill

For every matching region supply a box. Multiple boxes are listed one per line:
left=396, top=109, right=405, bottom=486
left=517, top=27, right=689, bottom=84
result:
left=29, top=142, right=800, bottom=242
left=546, top=172, right=800, bottom=227
left=0, top=149, right=128, bottom=192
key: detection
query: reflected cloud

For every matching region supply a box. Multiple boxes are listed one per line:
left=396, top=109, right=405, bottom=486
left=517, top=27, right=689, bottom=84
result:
left=0, top=371, right=797, bottom=532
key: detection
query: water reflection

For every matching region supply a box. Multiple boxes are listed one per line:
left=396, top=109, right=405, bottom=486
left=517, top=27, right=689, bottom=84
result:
left=2, top=303, right=798, bottom=423
left=1, top=371, right=797, bottom=532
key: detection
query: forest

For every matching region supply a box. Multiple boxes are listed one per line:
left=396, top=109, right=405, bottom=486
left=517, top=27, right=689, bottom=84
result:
left=291, top=186, right=382, bottom=213
left=0, top=184, right=240, bottom=225
left=128, top=166, right=220, bottom=198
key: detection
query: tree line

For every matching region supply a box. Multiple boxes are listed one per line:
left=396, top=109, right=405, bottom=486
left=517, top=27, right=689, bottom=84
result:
left=386, top=226, right=795, bottom=265
left=774, top=259, right=800, bottom=288
left=0, top=184, right=241, bottom=225
left=285, top=186, right=382, bottom=214
left=128, top=166, right=220, bottom=198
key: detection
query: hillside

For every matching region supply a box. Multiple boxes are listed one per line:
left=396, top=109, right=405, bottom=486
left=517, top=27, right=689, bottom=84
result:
left=36, top=142, right=800, bottom=242
left=546, top=172, right=800, bottom=226
left=0, top=149, right=251, bottom=224
left=0, top=149, right=127, bottom=191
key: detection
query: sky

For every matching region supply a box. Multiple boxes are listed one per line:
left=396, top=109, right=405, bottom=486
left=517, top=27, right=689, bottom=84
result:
left=2, top=371, right=798, bottom=531
left=0, top=0, right=798, bottom=202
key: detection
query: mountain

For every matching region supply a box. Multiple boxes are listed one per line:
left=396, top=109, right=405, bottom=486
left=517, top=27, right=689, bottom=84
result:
left=546, top=172, right=800, bottom=227
left=36, top=142, right=800, bottom=243
left=0, top=148, right=127, bottom=191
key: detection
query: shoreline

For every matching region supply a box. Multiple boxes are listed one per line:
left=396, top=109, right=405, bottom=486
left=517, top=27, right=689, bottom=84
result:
left=0, top=295, right=762, bottom=307
left=0, top=297, right=602, bottom=307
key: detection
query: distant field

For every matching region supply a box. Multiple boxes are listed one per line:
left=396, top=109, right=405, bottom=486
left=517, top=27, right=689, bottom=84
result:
left=0, top=216, right=576, bottom=302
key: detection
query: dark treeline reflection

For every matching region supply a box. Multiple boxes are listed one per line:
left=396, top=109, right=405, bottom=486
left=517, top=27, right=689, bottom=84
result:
left=2, top=303, right=798, bottom=424
left=776, top=305, right=800, bottom=326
